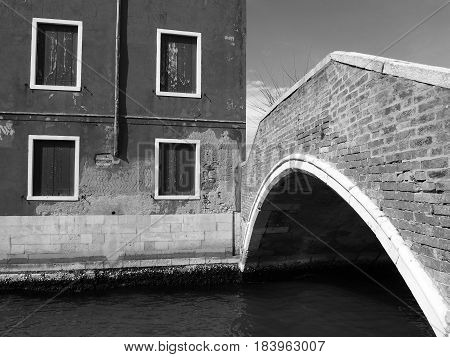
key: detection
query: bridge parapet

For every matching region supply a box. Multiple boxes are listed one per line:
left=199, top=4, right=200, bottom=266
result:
left=242, top=52, right=450, bottom=336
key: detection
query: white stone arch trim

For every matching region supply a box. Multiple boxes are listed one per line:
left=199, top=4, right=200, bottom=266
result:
left=240, top=153, right=449, bottom=337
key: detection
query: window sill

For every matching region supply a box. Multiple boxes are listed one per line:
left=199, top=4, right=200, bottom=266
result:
left=154, top=194, right=200, bottom=200
left=26, top=196, right=79, bottom=202
left=29, top=84, right=81, bottom=92
left=156, top=90, right=202, bottom=99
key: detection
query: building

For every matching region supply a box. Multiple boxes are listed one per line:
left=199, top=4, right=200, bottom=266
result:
left=0, top=0, right=246, bottom=265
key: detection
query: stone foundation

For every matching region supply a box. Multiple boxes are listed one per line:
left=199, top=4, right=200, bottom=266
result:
left=0, top=213, right=241, bottom=265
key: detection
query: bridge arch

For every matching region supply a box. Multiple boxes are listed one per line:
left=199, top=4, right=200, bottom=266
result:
left=240, top=153, right=449, bottom=336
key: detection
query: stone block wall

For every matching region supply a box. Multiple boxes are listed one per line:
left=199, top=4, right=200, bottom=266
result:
left=0, top=213, right=237, bottom=265
left=243, top=57, right=450, bottom=302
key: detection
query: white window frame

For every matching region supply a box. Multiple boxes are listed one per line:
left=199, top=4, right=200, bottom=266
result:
left=154, top=138, right=201, bottom=200
left=30, top=18, right=83, bottom=91
left=156, top=28, right=202, bottom=98
left=27, top=135, right=80, bottom=201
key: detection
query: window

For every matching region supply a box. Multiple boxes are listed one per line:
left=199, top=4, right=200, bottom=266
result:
left=156, top=29, right=201, bottom=98
left=27, top=135, right=80, bottom=201
left=30, top=18, right=83, bottom=91
left=155, top=139, right=200, bottom=200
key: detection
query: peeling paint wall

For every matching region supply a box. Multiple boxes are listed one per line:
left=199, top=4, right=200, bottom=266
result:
left=0, top=0, right=245, bottom=121
left=0, top=0, right=117, bottom=115
left=124, top=0, right=246, bottom=122
left=0, top=119, right=243, bottom=216
left=0, top=0, right=246, bottom=217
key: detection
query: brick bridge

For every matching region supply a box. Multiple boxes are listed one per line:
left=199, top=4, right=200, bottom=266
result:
left=240, top=52, right=450, bottom=336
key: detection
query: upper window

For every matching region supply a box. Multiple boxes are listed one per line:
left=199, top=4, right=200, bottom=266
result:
left=155, top=139, right=200, bottom=200
left=27, top=135, right=80, bottom=201
left=30, top=18, right=83, bottom=91
left=156, top=29, right=202, bottom=98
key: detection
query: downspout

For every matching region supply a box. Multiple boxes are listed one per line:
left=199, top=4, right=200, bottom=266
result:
left=113, top=0, right=121, bottom=158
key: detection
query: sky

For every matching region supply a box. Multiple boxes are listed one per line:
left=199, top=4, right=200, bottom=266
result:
left=246, top=0, right=450, bottom=144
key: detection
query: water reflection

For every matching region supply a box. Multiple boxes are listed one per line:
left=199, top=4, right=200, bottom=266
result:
left=0, top=267, right=433, bottom=337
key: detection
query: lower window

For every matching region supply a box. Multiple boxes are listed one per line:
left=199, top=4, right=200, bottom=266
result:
left=155, top=139, right=200, bottom=199
left=27, top=135, right=80, bottom=201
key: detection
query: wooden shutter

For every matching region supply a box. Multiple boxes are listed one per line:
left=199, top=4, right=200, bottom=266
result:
left=176, top=143, right=195, bottom=195
left=160, top=34, right=196, bottom=93
left=53, top=141, right=75, bottom=196
left=159, top=143, right=196, bottom=196
left=36, top=24, right=78, bottom=86
left=33, top=140, right=75, bottom=197
left=33, top=140, right=55, bottom=196
left=159, top=143, right=177, bottom=195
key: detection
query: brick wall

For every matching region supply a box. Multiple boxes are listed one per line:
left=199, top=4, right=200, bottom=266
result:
left=243, top=59, right=450, bottom=302
left=0, top=213, right=236, bottom=265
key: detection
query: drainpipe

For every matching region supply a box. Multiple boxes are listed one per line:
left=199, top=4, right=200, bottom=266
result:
left=113, top=0, right=122, bottom=158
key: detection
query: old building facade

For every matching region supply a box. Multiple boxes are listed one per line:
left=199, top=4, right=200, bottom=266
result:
left=0, top=0, right=246, bottom=264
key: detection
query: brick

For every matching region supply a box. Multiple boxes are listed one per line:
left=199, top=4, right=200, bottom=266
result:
left=421, top=157, right=448, bottom=170
left=0, top=216, right=21, bottom=225
left=217, top=222, right=233, bottom=231
left=419, top=254, right=442, bottom=271
left=383, top=208, right=414, bottom=221
left=428, top=169, right=448, bottom=179
left=202, top=237, right=232, bottom=250
left=157, top=215, right=184, bottom=224
left=413, top=171, right=427, bottom=181
left=414, top=193, right=444, bottom=204
left=205, top=230, right=232, bottom=241
left=170, top=240, right=202, bottom=251
left=410, top=136, right=432, bottom=148
left=419, top=182, right=436, bottom=192
left=215, top=214, right=233, bottom=223
left=153, top=242, right=169, bottom=251
left=137, top=215, right=152, bottom=226
left=92, top=234, right=105, bottom=244
left=10, top=244, right=24, bottom=254
left=396, top=108, right=415, bottom=123
left=103, top=215, right=119, bottom=225
left=11, top=235, right=52, bottom=245
left=170, top=223, right=182, bottom=232
left=397, top=182, right=419, bottom=192
left=146, top=222, right=171, bottom=233
left=24, top=244, right=60, bottom=254
left=380, top=182, right=397, bottom=191
left=86, top=215, right=105, bottom=225
left=433, top=226, right=450, bottom=239
left=103, top=233, right=122, bottom=244
left=122, top=242, right=145, bottom=252
left=87, top=243, right=103, bottom=253
left=80, top=234, right=93, bottom=244
left=418, top=98, right=441, bottom=113
left=182, top=221, right=216, bottom=232
left=102, top=224, right=136, bottom=234
left=140, top=232, right=173, bottom=242
left=172, top=232, right=204, bottom=240
left=434, top=205, right=450, bottom=216
left=382, top=191, right=414, bottom=201
left=118, top=233, right=139, bottom=244
left=60, top=243, right=90, bottom=254
left=383, top=200, right=432, bottom=214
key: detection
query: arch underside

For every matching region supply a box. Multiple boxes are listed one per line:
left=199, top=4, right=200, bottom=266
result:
left=241, top=154, right=449, bottom=337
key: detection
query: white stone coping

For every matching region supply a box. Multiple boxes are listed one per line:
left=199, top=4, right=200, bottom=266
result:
left=0, top=256, right=240, bottom=274
left=255, top=51, right=450, bottom=127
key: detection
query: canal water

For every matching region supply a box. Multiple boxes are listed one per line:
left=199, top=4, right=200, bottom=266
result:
left=0, top=266, right=433, bottom=337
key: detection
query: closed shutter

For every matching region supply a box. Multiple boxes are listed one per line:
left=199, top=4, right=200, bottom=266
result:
left=36, top=24, right=78, bottom=86
left=159, top=143, right=196, bottom=196
left=176, top=143, right=195, bottom=195
left=33, top=140, right=75, bottom=196
left=160, top=34, right=196, bottom=93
